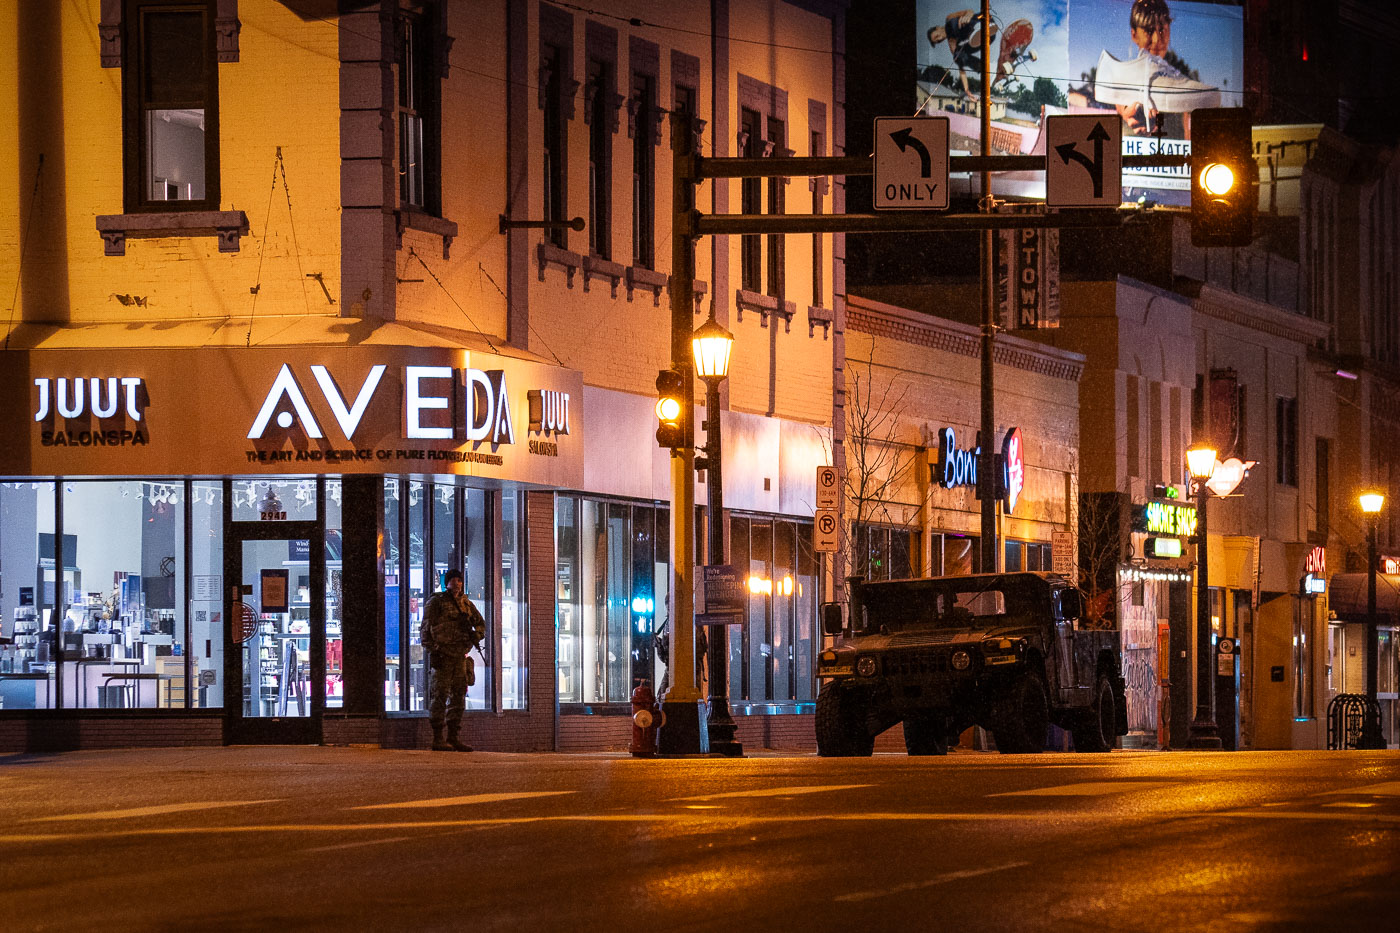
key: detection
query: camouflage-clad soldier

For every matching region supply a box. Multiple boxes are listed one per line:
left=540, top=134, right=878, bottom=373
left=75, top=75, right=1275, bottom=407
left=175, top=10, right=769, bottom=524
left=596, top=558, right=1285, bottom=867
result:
left=422, top=569, right=485, bottom=752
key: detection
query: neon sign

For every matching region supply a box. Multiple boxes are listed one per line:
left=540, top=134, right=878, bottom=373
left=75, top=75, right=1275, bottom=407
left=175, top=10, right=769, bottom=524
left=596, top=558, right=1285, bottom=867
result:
left=1140, top=501, right=1197, bottom=537
left=1002, top=427, right=1024, bottom=513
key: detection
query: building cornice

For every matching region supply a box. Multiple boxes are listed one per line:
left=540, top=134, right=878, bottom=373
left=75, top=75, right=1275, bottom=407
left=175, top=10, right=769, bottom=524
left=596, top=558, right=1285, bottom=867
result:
left=847, top=293, right=1085, bottom=382
left=1191, top=283, right=1332, bottom=346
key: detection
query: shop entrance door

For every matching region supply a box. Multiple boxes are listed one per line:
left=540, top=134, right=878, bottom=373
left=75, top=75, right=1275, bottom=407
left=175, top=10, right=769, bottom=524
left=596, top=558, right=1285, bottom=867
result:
left=226, top=521, right=324, bottom=744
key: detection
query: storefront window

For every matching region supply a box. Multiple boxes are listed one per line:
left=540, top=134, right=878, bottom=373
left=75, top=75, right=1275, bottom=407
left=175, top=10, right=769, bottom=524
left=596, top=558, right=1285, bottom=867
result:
left=943, top=534, right=979, bottom=576
left=324, top=480, right=343, bottom=710
left=853, top=523, right=916, bottom=580
left=558, top=495, right=668, bottom=705
left=406, top=481, right=428, bottom=711
left=1, top=482, right=57, bottom=708
left=1293, top=596, right=1311, bottom=719
left=232, top=478, right=316, bottom=522
left=190, top=481, right=223, bottom=708
left=556, top=496, right=582, bottom=702
left=728, top=515, right=818, bottom=703
left=384, top=478, right=401, bottom=712
left=463, top=487, right=490, bottom=710
left=502, top=492, right=528, bottom=709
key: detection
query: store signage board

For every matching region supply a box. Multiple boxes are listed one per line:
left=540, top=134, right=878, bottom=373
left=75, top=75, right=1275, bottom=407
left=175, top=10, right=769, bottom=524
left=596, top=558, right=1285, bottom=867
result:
left=873, top=116, right=950, bottom=210
left=816, top=465, right=838, bottom=510
left=814, top=509, right=839, bottom=553
left=701, top=564, right=746, bottom=616
left=3, top=347, right=584, bottom=487
left=1134, top=500, right=1197, bottom=536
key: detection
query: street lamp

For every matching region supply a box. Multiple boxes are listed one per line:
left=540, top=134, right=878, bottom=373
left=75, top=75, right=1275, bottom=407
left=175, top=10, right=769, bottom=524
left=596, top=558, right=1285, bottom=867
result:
left=692, top=316, right=743, bottom=756
left=1359, top=490, right=1387, bottom=749
left=1186, top=441, right=1222, bottom=749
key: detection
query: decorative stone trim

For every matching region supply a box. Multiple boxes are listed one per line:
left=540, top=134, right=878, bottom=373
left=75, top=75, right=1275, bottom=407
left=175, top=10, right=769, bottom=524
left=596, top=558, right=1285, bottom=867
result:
left=736, top=289, right=796, bottom=330
left=95, top=210, right=249, bottom=256
left=395, top=208, right=457, bottom=260
left=625, top=265, right=667, bottom=305
left=665, top=277, right=709, bottom=309
left=582, top=254, right=625, bottom=297
left=537, top=241, right=584, bottom=287
left=808, top=305, right=834, bottom=338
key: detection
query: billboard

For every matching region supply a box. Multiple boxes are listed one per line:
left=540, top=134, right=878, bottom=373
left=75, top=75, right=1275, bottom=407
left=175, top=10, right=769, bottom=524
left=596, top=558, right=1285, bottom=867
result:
left=916, top=0, right=1244, bottom=203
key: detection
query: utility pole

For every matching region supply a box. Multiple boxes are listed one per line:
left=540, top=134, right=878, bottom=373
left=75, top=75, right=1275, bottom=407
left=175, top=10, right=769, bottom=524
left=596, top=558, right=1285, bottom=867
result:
left=658, top=111, right=709, bottom=755
left=978, top=0, right=999, bottom=572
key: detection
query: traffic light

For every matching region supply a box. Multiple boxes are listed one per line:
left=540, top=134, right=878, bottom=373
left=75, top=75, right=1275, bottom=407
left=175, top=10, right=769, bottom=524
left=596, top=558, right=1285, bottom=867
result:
left=1190, top=107, right=1256, bottom=248
left=654, top=368, right=686, bottom=451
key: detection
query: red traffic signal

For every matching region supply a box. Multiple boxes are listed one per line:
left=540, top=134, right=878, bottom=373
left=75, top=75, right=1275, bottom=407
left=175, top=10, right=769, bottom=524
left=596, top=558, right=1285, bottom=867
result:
left=1190, top=108, right=1256, bottom=248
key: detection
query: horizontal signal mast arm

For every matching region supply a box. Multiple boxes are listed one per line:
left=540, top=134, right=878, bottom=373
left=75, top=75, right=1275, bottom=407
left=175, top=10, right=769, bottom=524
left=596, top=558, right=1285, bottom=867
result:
left=690, top=210, right=1150, bottom=237
left=689, top=153, right=1190, bottom=179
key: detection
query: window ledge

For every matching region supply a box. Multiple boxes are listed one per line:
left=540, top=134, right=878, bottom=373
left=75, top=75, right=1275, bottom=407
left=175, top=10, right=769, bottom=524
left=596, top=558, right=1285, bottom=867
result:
left=625, top=264, right=667, bottom=305
left=665, top=277, right=709, bottom=309
left=736, top=289, right=796, bottom=331
left=95, top=210, right=249, bottom=257
left=537, top=241, right=584, bottom=287
left=395, top=208, right=458, bottom=260
left=808, top=304, right=834, bottom=338
left=582, top=254, right=626, bottom=297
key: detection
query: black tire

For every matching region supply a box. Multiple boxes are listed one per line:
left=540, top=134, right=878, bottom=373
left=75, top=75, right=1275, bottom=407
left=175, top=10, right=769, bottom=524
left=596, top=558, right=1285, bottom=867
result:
left=1071, top=673, right=1117, bottom=753
left=903, top=712, right=949, bottom=756
left=992, top=669, right=1049, bottom=754
left=816, top=683, right=874, bottom=757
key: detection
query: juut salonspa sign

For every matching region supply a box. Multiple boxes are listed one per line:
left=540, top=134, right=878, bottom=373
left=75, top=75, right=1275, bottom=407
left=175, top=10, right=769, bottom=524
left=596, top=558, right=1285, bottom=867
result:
left=6, top=347, right=582, bottom=485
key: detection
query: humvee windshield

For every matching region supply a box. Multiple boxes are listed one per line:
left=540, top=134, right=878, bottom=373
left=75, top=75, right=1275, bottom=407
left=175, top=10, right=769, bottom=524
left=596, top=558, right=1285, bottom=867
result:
left=858, top=574, right=1051, bottom=631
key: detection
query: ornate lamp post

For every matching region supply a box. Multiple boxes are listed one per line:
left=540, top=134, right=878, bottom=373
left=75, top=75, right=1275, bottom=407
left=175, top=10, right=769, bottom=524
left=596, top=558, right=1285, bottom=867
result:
left=1186, top=441, right=1222, bottom=749
left=692, top=316, right=742, bottom=756
left=1359, top=490, right=1387, bottom=749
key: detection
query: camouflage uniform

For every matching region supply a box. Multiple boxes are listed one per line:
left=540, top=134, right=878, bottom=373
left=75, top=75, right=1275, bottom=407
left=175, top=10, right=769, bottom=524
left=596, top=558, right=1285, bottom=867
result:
left=423, top=589, right=486, bottom=736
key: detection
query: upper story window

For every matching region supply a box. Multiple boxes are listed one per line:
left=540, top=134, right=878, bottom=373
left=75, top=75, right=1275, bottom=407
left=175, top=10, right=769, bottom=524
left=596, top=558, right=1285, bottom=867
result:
left=630, top=69, right=657, bottom=270
left=541, top=42, right=568, bottom=247
left=397, top=4, right=442, bottom=215
left=740, top=107, right=762, bottom=291
left=586, top=57, right=614, bottom=259
left=1276, top=396, right=1298, bottom=487
left=122, top=1, right=219, bottom=213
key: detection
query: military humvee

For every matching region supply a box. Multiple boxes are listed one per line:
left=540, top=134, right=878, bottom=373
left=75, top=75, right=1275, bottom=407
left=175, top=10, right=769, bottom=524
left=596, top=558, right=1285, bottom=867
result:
left=816, top=572, right=1127, bottom=756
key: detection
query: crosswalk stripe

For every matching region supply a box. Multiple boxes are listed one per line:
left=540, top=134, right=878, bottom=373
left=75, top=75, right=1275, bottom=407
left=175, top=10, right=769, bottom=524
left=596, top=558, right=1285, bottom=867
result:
left=352, top=791, right=575, bottom=810
left=1319, top=781, right=1400, bottom=797
left=30, top=800, right=280, bottom=822
left=671, top=784, right=871, bottom=802
left=990, top=781, right=1175, bottom=797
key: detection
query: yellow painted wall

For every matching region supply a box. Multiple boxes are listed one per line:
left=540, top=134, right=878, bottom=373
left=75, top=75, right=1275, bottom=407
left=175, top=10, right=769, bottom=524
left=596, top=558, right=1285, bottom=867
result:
left=2, top=2, right=342, bottom=329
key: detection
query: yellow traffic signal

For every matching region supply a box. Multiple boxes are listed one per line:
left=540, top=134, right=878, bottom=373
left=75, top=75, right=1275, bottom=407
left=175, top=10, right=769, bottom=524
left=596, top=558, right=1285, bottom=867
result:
left=654, top=369, right=686, bottom=451
left=1199, top=162, right=1235, bottom=197
left=1190, top=108, right=1255, bottom=248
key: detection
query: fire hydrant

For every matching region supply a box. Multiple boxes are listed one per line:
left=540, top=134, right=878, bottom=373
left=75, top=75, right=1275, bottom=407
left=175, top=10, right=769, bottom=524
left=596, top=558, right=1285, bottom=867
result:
left=630, top=680, right=666, bottom=757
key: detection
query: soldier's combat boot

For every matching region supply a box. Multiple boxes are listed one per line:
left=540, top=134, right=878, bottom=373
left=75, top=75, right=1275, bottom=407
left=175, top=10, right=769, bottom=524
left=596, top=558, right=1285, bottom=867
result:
left=446, top=724, right=473, bottom=752
left=431, top=723, right=453, bottom=752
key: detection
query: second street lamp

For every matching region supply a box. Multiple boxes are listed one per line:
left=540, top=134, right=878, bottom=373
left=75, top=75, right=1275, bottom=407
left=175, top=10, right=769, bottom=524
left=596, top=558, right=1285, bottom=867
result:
left=692, top=316, right=743, bottom=757
left=1359, top=490, right=1387, bottom=749
left=1186, top=441, right=1223, bottom=749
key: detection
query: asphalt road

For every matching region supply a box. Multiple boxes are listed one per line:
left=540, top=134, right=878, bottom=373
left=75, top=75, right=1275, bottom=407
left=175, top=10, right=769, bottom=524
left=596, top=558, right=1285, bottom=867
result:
left=2, top=746, right=1397, bottom=932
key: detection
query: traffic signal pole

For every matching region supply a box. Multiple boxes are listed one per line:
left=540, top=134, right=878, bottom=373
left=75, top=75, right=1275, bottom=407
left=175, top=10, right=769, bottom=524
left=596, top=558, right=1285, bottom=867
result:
left=658, top=111, right=709, bottom=756
left=662, top=99, right=1196, bottom=756
left=978, top=0, right=998, bottom=572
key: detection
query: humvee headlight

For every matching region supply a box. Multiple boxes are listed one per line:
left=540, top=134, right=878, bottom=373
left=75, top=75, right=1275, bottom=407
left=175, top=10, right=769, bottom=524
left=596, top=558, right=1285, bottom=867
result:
left=951, top=650, right=972, bottom=671
left=855, top=656, right=878, bottom=677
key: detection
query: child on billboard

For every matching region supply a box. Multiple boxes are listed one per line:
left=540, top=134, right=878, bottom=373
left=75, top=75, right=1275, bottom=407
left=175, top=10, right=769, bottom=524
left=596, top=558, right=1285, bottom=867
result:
left=1093, top=0, right=1218, bottom=136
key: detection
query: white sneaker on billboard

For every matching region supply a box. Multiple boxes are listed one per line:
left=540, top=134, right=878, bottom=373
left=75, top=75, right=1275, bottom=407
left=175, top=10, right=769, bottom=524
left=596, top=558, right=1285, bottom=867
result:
left=1093, top=50, right=1221, bottom=113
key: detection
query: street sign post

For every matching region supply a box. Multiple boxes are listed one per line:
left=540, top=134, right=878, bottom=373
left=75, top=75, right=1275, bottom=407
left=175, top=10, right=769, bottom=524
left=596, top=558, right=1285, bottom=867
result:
left=816, top=465, right=838, bottom=509
left=873, top=116, right=949, bottom=211
left=814, top=508, right=839, bottom=553
left=1046, top=115, right=1122, bottom=208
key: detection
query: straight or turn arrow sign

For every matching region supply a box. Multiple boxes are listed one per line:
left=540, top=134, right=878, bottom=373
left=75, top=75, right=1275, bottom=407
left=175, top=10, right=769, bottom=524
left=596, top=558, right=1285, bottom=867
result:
left=1045, top=115, right=1122, bottom=208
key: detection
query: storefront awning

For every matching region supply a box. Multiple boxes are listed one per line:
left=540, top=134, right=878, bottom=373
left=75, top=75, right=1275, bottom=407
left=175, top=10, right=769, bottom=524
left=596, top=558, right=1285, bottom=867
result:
left=1328, top=573, right=1400, bottom=624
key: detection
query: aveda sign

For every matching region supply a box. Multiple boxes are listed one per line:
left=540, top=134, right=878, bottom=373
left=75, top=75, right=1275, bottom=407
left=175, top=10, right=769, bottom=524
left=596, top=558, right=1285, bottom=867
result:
left=8, top=347, right=583, bottom=486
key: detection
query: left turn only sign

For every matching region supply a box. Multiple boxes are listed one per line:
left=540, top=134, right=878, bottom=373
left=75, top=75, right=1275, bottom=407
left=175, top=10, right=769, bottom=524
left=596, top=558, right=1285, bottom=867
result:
left=874, top=116, right=949, bottom=211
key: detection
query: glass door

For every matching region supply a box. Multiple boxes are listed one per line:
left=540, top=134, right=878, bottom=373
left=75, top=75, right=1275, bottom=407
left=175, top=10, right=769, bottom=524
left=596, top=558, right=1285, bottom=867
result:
left=226, top=521, right=324, bottom=744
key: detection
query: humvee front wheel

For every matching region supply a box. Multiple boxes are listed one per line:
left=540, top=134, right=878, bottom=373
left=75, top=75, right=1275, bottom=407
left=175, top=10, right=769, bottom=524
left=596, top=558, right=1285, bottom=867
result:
left=816, top=683, right=874, bottom=757
left=903, top=712, right=949, bottom=756
left=992, top=669, right=1049, bottom=754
